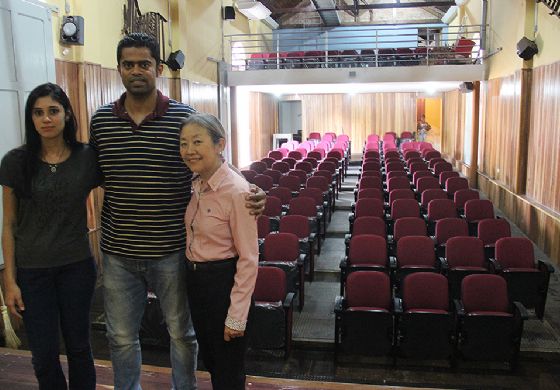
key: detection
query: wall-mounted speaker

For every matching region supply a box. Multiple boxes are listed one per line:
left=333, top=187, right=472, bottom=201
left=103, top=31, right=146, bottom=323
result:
left=166, top=50, right=185, bottom=71
left=459, top=81, right=474, bottom=93
left=60, top=15, right=84, bottom=45
left=516, top=37, right=538, bottom=60
left=223, top=6, right=235, bottom=20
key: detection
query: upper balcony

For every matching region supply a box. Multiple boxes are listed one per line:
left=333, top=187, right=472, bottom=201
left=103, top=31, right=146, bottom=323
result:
left=225, top=24, right=486, bottom=86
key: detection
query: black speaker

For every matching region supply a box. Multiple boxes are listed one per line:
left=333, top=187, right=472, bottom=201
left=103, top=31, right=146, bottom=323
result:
left=516, top=37, right=538, bottom=60
left=223, top=6, right=235, bottom=20
left=60, top=15, right=84, bottom=45
left=166, top=50, right=185, bottom=71
left=459, top=81, right=474, bottom=93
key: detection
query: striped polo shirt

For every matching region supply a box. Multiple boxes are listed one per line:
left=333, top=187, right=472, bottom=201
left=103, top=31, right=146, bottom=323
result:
left=90, top=91, right=196, bottom=259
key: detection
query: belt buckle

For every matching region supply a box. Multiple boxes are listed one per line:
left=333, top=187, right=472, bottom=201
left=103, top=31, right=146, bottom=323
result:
left=193, top=262, right=196, bottom=271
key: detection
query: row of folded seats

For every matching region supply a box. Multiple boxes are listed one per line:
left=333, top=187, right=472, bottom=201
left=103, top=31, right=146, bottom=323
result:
left=335, top=271, right=527, bottom=369
left=245, top=41, right=476, bottom=70
left=242, top=133, right=351, bottom=315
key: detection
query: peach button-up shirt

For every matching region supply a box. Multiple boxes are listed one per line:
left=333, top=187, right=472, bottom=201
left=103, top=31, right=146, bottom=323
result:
left=184, top=162, right=258, bottom=331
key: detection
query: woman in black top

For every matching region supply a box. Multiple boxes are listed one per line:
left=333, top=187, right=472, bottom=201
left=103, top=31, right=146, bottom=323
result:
left=0, top=83, right=101, bottom=389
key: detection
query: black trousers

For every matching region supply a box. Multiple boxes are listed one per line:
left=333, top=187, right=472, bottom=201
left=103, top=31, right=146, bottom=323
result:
left=186, top=259, right=249, bottom=390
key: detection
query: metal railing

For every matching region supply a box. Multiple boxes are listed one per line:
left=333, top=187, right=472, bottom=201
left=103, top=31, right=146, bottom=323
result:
left=226, top=24, right=485, bottom=71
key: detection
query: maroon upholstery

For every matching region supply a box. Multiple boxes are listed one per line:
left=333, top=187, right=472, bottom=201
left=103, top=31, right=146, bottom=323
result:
left=387, top=176, right=411, bottom=192
left=352, top=216, right=386, bottom=238
left=241, top=169, right=257, bottom=183
left=263, top=196, right=283, bottom=218
left=409, top=162, right=429, bottom=175
left=288, top=150, right=303, bottom=160
left=282, top=157, right=297, bottom=170
left=260, top=157, right=275, bottom=168
left=346, top=271, right=391, bottom=310
left=386, top=171, right=408, bottom=181
left=361, top=170, right=382, bottom=179
left=461, top=274, right=510, bottom=314
left=434, top=218, right=469, bottom=245
left=306, top=176, right=329, bottom=192
left=257, top=215, right=271, bottom=239
left=424, top=150, right=441, bottom=161
left=263, top=232, right=300, bottom=261
left=427, top=199, right=458, bottom=222
left=288, top=196, right=318, bottom=218
left=388, top=189, right=415, bottom=207
left=279, top=175, right=301, bottom=192
left=279, top=215, right=311, bottom=239
left=420, top=189, right=448, bottom=209
left=308, top=132, right=321, bottom=140
left=391, top=199, right=420, bottom=220
left=454, top=189, right=480, bottom=210
left=348, top=235, right=387, bottom=267
left=250, top=161, right=267, bottom=174
left=354, top=198, right=385, bottom=219
left=393, top=217, right=427, bottom=242
left=416, top=177, right=440, bottom=194
left=253, top=174, right=273, bottom=191
left=445, top=177, right=469, bottom=197
left=271, top=161, right=290, bottom=174
left=446, top=237, right=486, bottom=269
left=357, top=188, right=384, bottom=201
left=307, top=151, right=323, bottom=161
left=358, top=176, right=382, bottom=190
left=403, top=273, right=449, bottom=312
left=263, top=168, right=282, bottom=185
left=254, top=266, right=286, bottom=303
left=268, top=150, right=284, bottom=161
left=433, top=161, right=453, bottom=176
left=288, top=169, right=307, bottom=184
left=439, top=171, right=460, bottom=187
left=302, top=157, right=318, bottom=168
left=364, top=150, right=380, bottom=159
left=477, top=219, right=511, bottom=246
left=397, top=236, right=435, bottom=267
left=385, top=161, right=406, bottom=173
left=268, top=186, right=292, bottom=206
left=404, top=150, right=421, bottom=160
left=495, top=237, right=536, bottom=270
left=464, top=199, right=495, bottom=222
left=413, top=171, right=434, bottom=187
left=362, top=161, right=381, bottom=172
left=428, top=157, right=445, bottom=169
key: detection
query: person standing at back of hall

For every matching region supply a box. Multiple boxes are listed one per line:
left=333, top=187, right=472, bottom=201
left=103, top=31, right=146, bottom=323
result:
left=89, top=33, right=265, bottom=390
left=1, top=83, right=101, bottom=389
left=180, top=114, right=258, bottom=390
left=416, top=114, right=431, bottom=142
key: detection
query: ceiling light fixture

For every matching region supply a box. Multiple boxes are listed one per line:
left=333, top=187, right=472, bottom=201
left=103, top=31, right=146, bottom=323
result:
left=236, top=1, right=272, bottom=20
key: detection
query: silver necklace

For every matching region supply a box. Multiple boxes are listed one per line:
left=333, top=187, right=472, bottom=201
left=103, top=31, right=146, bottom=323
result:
left=43, top=147, right=67, bottom=174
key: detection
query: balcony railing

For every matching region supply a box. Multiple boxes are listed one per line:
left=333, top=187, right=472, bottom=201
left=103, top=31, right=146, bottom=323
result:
left=226, top=24, right=484, bottom=71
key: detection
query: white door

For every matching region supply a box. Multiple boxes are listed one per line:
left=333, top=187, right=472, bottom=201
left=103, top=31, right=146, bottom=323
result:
left=0, top=0, right=55, bottom=265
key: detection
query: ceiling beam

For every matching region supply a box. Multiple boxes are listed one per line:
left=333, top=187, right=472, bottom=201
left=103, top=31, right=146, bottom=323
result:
left=272, top=1, right=455, bottom=13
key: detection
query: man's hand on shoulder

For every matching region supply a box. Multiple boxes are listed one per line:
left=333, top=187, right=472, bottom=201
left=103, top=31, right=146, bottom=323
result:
left=245, top=185, right=266, bottom=216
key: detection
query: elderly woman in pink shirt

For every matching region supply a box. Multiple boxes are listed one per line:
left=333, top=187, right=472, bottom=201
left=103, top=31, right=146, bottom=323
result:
left=180, top=113, right=258, bottom=390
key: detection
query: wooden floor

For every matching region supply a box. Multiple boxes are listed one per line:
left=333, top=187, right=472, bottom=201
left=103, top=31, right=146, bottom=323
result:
left=0, top=348, right=446, bottom=390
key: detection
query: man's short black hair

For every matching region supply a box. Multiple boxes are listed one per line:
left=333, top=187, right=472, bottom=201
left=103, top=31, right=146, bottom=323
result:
left=117, top=33, right=161, bottom=66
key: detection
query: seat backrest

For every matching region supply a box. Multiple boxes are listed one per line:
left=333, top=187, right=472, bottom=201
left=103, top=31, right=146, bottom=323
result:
left=288, top=150, right=303, bottom=160
left=393, top=217, right=427, bottom=242
left=278, top=174, right=301, bottom=192
left=252, top=174, right=273, bottom=191
left=424, top=150, right=441, bottom=161
left=358, top=176, right=382, bottom=190
left=241, top=169, right=257, bottom=183
left=403, top=273, right=449, bottom=311
left=298, top=187, right=323, bottom=206
left=346, top=271, right=391, bottom=309
left=302, top=157, right=318, bottom=168
left=417, top=177, right=440, bottom=194
left=388, top=188, right=415, bottom=207
left=361, top=170, right=381, bottom=179
left=318, top=161, right=336, bottom=174
left=355, top=198, right=385, bottom=219
left=288, top=169, right=307, bottom=184
left=263, top=169, right=282, bottom=185
left=357, top=188, right=384, bottom=201
left=454, top=189, right=480, bottom=210
left=446, top=237, right=485, bottom=268
left=385, top=161, right=405, bottom=173
left=495, top=237, right=535, bottom=269
left=268, top=186, right=292, bottom=205
left=308, top=132, right=321, bottom=140
left=445, top=177, right=469, bottom=195
left=263, top=232, right=300, bottom=262
left=477, top=218, right=511, bottom=246
left=352, top=216, right=386, bottom=238
left=288, top=196, right=317, bottom=217
left=268, top=150, right=284, bottom=161
left=257, top=215, right=271, bottom=239
left=250, top=161, right=267, bottom=174
left=387, top=171, right=408, bottom=181
left=409, top=162, right=429, bottom=175
left=282, top=157, right=297, bottom=169
left=387, top=176, right=410, bottom=192
left=439, top=171, right=460, bottom=186
left=362, top=161, right=381, bottom=171
left=433, top=161, right=453, bottom=176
left=397, top=236, right=435, bottom=267
left=464, top=199, right=495, bottom=222
left=427, top=199, right=458, bottom=221
left=348, top=235, right=387, bottom=265
left=263, top=195, right=283, bottom=217
left=391, top=199, right=420, bottom=220
left=254, top=266, right=286, bottom=302
left=306, top=175, right=329, bottom=192
left=420, top=189, right=448, bottom=209
left=404, top=150, right=421, bottom=160
left=295, top=161, right=313, bottom=173
left=413, top=171, right=434, bottom=187
left=279, top=215, right=311, bottom=238
left=428, top=157, right=445, bottom=169
left=307, top=151, right=323, bottom=161
left=461, top=274, right=510, bottom=314
left=434, top=218, right=469, bottom=244
left=364, top=149, right=380, bottom=159
left=271, top=161, right=290, bottom=174
left=260, top=157, right=275, bottom=168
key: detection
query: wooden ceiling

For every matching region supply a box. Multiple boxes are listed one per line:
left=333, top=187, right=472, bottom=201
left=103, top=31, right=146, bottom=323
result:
left=257, top=0, right=455, bottom=28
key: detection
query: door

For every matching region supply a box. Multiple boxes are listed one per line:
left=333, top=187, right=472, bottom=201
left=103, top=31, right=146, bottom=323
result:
left=0, top=0, right=55, bottom=264
left=279, top=100, right=302, bottom=135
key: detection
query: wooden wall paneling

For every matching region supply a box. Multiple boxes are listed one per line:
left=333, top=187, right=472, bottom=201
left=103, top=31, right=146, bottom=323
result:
left=180, top=79, right=190, bottom=104
left=155, top=77, right=171, bottom=99
left=526, top=61, right=560, bottom=213
left=514, top=69, right=533, bottom=195
left=249, top=92, right=277, bottom=161
left=55, top=60, right=89, bottom=142
left=189, top=82, right=219, bottom=116
left=100, top=67, right=124, bottom=106
left=468, top=81, right=481, bottom=188
left=480, top=73, right=521, bottom=189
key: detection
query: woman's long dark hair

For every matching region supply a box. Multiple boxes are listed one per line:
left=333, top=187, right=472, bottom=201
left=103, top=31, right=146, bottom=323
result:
left=22, top=83, right=79, bottom=196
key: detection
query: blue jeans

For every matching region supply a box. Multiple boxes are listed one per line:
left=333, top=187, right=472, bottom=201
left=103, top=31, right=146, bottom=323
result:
left=102, top=251, right=198, bottom=390
left=18, top=257, right=96, bottom=390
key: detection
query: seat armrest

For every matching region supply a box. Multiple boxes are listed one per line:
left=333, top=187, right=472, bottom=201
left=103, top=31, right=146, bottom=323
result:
left=513, top=301, right=528, bottom=320
left=348, top=213, right=355, bottom=223
left=334, top=295, right=345, bottom=313
left=284, top=292, right=296, bottom=309
left=454, top=299, right=465, bottom=316
left=309, top=233, right=316, bottom=242
left=488, top=258, right=502, bottom=273
left=340, top=257, right=348, bottom=270
left=389, top=256, right=397, bottom=270
left=538, top=260, right=555, bottom=274
left=298, top=254, right=306, bottom=266
left=439, top=257, right=449, bottom=272
left=393, top=297, right=403, bottom=314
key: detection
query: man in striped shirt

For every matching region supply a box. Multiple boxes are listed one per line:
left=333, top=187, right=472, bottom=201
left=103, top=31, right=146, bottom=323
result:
left=90, top=33, right=264, bottom=390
